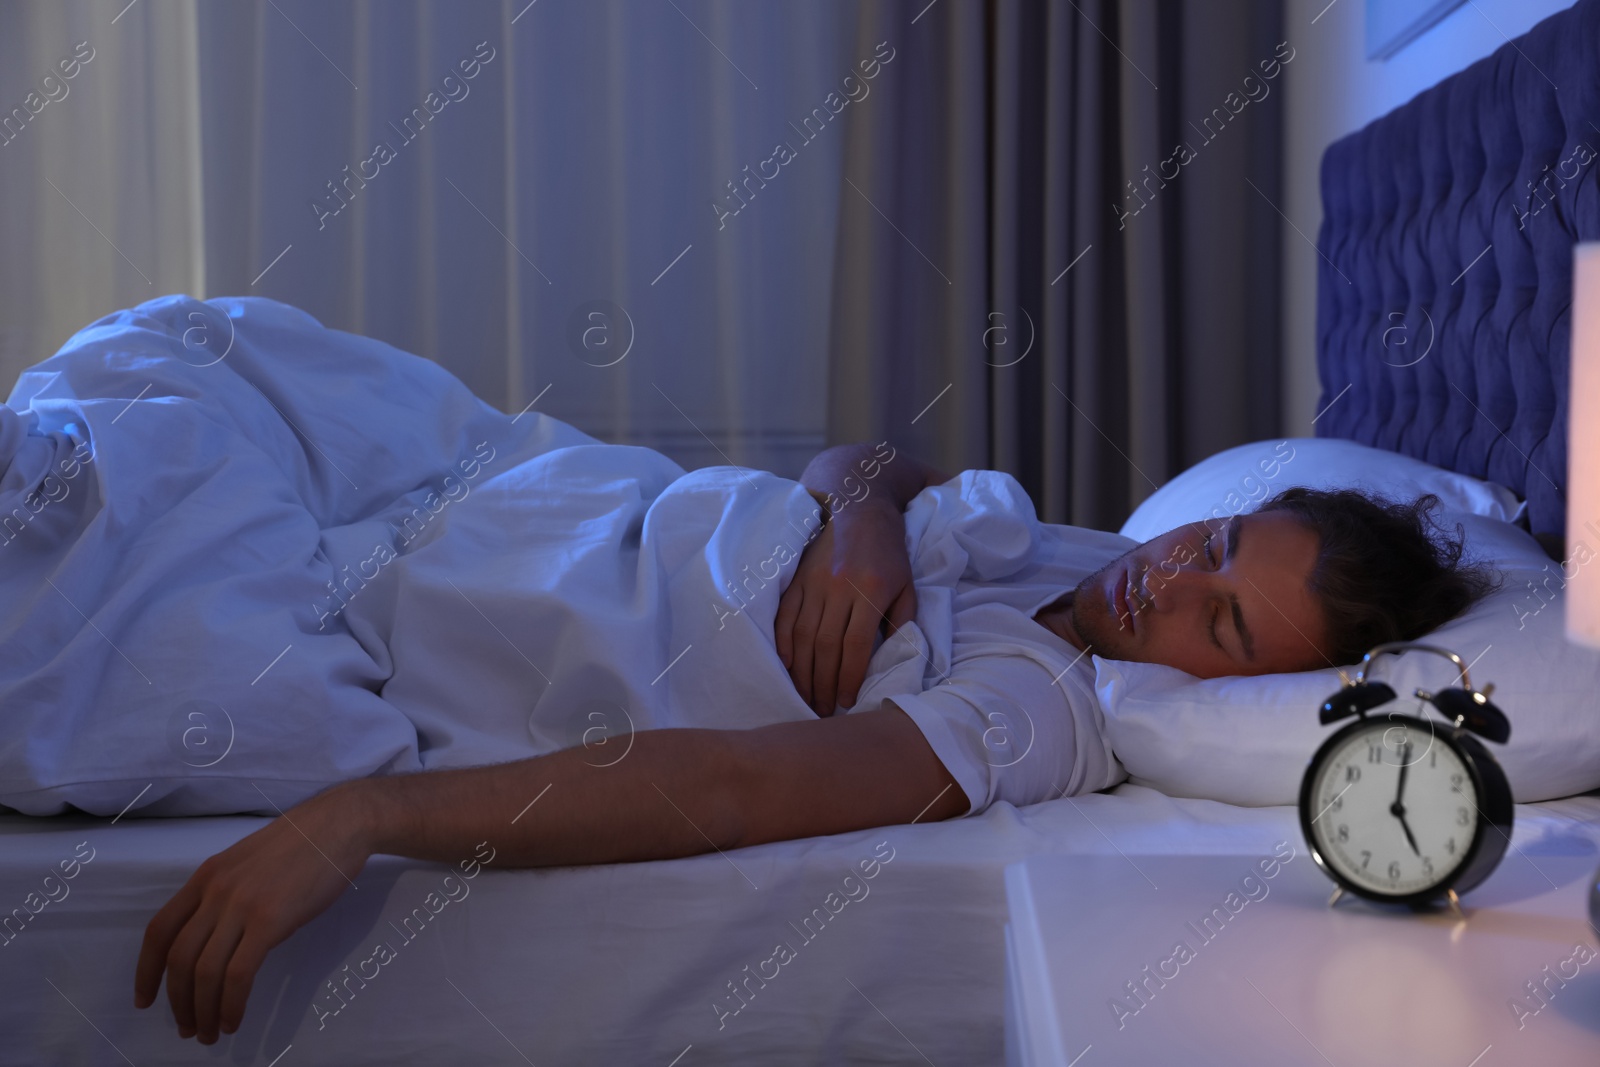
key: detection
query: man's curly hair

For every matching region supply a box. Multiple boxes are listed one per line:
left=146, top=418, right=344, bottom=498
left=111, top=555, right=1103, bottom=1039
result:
left=1253, top=487, right=1502, bottom=667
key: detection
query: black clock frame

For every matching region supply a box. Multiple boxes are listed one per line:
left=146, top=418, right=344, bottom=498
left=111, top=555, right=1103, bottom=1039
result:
left=1298, top=712, right=1514, bottom=909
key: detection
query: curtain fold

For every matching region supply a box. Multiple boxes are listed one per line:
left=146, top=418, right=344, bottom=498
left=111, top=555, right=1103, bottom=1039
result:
left=830, top=0, right=1284, bottom=529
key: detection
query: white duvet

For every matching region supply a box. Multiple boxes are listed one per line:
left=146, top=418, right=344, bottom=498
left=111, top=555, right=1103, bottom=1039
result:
left=0, top=295, right=1118, bottom=817
left=338, top=441, right=833, bottom=771
left=0, top=296, right=595, bottom=814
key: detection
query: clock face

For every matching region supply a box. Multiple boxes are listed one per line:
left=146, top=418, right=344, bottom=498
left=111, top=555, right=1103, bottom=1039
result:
left=1305, top=717, right=1479, bottom=898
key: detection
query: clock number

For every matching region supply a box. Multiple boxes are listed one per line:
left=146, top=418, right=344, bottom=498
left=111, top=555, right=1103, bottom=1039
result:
left=1345, top=765, right=1361, bottom=784
left=1422, top=856, right=1434, bottom=878
left=1360, top=850, right=1371, bottom=869
left=1367, top=743, right=1382, bottom=763
left=1456, top=807, right=1470, bottom=826
left=1449, top=773, right=1463, bottom=793
left=1387, top=860, right=1401, bottom=881
left=1446, top=837, right=1456, bottom=856
left=1336, top=824, right=1349, bottom=843
left=1429, top=747, right=1437, bottom=768
left=1329, top=795, right=1344, bottom=813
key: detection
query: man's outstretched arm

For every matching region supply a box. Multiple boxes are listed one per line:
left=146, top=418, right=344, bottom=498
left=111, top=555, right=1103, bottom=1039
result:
left=134, top=704, right=967, bottom=1044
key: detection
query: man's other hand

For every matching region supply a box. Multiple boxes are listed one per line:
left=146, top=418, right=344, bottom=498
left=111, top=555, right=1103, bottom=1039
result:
left=775, top=504, right=917, bottom=715
left=134, top=786, right=374, bottom=1043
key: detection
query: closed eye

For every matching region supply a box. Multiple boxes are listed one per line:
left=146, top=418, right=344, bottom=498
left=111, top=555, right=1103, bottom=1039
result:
left=1203, top=531, right=1228, bottom=652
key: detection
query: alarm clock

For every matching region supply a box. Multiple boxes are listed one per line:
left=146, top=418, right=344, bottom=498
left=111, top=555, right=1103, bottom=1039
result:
left=1298, top=642, right=1513, bottom=911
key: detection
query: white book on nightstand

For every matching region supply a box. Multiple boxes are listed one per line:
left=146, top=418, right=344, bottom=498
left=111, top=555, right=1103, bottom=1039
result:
left=1003, top=844, right=1600, bottom=1067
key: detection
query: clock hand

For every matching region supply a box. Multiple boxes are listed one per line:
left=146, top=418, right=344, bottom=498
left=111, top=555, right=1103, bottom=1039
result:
left=1397, top=811, right=1421, bottom=857
left=1389, top=741, right=1421, bottom=856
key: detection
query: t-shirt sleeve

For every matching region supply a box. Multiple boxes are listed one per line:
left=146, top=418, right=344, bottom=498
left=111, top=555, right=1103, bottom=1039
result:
left=883, top=653, right=1125, bottom=818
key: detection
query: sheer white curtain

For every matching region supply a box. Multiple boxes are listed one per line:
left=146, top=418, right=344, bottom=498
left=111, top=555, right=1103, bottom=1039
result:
left=1, top=0, right=860, bottom=476
left=0, top=1, right=204, bottom=382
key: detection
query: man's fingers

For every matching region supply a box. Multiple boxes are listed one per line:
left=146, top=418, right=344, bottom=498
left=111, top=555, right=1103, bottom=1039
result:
left=838, top=602, right=880, bottom=708
left=774, top=583, right=800, bottom=669
left=810, top=597, right=853, bottom=715
left=135, top=879, right=204, bottom=1009
left=191, top=913, right=246, bottom=1043
left=163, top=902, right=220, bottom=1037
left=777, top=520, right=832, bottom=673
left=790, top=589, right=823, bottom=706
left=219, top=928, right=275, bottom=1036
left=886, top=585, right=917, bottom=634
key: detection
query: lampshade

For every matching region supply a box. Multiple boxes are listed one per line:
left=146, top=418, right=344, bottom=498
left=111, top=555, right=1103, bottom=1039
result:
left=1569, top=243, right=1600, bottom=648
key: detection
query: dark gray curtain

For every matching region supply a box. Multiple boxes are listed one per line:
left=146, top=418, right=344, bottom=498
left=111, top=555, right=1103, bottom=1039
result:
left=828, top=0, right=1284, bottom=530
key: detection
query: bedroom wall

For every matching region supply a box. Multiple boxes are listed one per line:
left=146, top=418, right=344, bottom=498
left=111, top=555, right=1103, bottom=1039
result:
left=1280, top=0, right=1577, bottom=435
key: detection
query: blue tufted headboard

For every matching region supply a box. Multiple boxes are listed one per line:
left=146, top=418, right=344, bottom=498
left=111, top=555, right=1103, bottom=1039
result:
left=1315, top=0, right=1599, bottom=538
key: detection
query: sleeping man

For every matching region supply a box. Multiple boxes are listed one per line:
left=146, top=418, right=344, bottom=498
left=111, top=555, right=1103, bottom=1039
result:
left=10, top=294, right=1489, bottom=1040
left=133, top=437, right=1496, bottom=1044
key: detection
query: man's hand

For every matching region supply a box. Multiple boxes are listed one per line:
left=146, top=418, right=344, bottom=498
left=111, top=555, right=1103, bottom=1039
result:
left=775, top=503, right=917, bottom=715
left=134, top=785, right=374, bottom=1044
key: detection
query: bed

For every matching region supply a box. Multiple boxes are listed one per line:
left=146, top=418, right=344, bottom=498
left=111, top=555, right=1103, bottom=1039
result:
left=5, top=4, right=1600, bottom=1065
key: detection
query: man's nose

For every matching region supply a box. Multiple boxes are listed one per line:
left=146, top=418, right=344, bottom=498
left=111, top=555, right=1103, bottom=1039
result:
left=1141, top=559, right=1217, bottom=611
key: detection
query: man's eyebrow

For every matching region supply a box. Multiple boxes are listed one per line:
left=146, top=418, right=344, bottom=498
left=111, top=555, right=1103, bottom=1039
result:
left=1226, top=516, right=1254, bottom=659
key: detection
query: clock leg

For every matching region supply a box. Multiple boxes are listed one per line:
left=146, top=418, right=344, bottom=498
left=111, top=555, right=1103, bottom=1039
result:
left=1327, top=886, right=1345, bottom=909
left=1446, top=887, right=1466, bottom=923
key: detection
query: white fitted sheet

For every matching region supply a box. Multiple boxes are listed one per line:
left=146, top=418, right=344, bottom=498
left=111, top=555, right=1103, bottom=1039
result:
left=4, top=784, right=1596, bottom=1066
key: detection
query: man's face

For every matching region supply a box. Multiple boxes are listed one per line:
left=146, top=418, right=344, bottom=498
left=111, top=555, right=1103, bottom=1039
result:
left=1065, top=511, right=1330, bottom=678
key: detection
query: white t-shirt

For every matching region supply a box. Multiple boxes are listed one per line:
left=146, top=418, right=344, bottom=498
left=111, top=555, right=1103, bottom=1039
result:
left=850, top=470, right=1135, bottom=816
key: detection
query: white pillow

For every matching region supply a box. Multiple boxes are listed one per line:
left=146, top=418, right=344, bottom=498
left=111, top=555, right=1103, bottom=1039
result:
left=1095, top=512, right=1600, bottom=806
left=1117, top=438, right=1525, bottom=543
